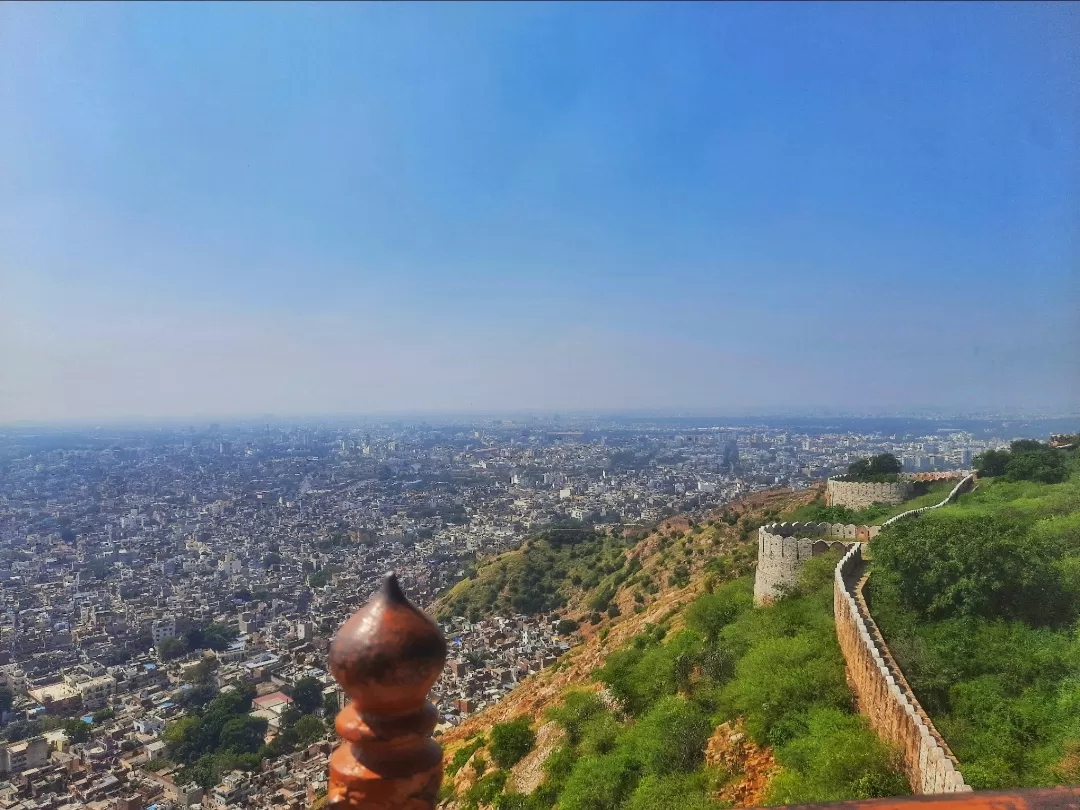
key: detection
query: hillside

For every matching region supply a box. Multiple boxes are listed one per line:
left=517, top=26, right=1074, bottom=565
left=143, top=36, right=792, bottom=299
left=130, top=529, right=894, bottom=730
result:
left=435, top=487, right=816, bottom=649
left=866, top=442, right=1080, bottom=790
left=434, top=486, right=915, bottom=810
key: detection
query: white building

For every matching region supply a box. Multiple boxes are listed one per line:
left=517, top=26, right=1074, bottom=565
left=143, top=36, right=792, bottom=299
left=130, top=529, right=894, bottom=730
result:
left=151, top=617, right=177, bottom=647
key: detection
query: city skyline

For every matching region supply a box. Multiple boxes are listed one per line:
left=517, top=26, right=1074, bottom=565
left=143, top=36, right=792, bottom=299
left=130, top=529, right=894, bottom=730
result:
left=2, top=3, right=1078, bottom=422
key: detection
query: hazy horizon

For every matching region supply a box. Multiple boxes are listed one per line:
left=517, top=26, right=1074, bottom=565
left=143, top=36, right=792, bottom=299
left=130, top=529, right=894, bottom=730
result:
left=3, top=3, right=1078, bottom=422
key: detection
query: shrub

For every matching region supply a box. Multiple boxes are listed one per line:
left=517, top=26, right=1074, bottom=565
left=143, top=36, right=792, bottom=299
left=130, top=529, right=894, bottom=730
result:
left=624, top=772, right=723, bottom=810
left=721, top=634, right=849, bottom=746
left=685, top=581, right=752, bottom=642
left=765, top=708, right=909, bottom=804
left=1006, top=448, right=1067, bottom=484
left=490, top=717, right=536, bottom=769
left=871, top=512, right=1069, bottom=624
left=547, top=691, right=606, bottom=744
left=557, top=750, right=640, bottom=810
left=630, top=696, right=711, bottom=776
left=446, top=737, right=485, bottom=777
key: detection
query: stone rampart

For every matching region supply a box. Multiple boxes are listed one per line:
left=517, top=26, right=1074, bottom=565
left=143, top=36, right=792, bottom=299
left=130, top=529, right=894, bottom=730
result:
left=834, top=545, right=970, bottom=795
left=753, top=522, right=878, bottom=605
left=826, top=471, right=970, bottom=511
left=825, top=479, right=913, bottom=510
left=880, top=474, right=976, bottom=528
left=908, top=471, right=966, bottom=483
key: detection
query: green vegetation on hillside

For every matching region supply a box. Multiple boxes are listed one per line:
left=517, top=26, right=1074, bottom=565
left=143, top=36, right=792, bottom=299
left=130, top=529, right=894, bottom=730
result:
left=975, top=439, right=1070, bottom=484
left=437, top=528, right=634, bottom=621
left=867, top=447, right=1080, bottom=789
left=468, top=556, right=907, bottom=809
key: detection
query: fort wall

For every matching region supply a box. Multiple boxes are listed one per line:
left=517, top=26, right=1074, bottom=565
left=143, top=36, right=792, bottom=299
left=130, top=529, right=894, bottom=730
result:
left=753, top=522, right=878, bottom=605
left=834, top=546, right=970, bottom=794
left=825, top=479, right=913, bottom=509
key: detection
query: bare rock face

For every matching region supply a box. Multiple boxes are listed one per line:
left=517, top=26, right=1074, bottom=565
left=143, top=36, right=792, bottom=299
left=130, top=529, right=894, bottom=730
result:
left=704, top=718, right=777, bottom=808
left=506, top=722, right=567, bottom=796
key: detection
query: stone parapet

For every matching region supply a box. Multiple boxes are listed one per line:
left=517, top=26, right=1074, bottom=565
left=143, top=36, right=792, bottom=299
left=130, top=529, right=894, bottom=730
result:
left=753, top=522, right=876, bottom=605
left=880, top=474, right=975, bottom=528
left=826, top=479, right=914, bottom=510
left=834, top=545, right=970, bottom=795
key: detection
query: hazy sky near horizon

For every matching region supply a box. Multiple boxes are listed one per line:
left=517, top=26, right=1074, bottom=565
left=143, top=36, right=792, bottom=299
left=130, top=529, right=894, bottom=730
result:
left=2, top=2, right=1078, bottom=422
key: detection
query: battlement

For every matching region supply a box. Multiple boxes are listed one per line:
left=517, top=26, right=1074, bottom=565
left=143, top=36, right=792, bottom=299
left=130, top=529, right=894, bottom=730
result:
left=752, top=522, right=875, bottom=604
left=825, top=471, right=966, bottom=510
left=825, top=479, right=913, bottom=509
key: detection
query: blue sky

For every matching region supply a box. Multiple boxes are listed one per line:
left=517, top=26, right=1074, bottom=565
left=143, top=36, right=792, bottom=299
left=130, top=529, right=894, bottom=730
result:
left=1, top=2, right=1077, bottom=421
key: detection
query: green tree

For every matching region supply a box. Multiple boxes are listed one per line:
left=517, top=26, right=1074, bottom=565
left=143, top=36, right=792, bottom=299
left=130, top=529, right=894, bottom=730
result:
left=847, top=453, right=902, bottom=481
left=685, top=580, right=752, bottom=644
left=291, top=677, right=324, bottom=715
left=489, top=716, right=536, bottom=768
left=0, top=686, right=13, bottom=714
left=92, top=708, right=115, bottom=724
left=765, top=708, right=909, bottom=804
left=872, top=513, right=1068, bottom=624
left=870, top=453, right=902, bottom=476
left=157, top=637, right=186, bottom=661
left=546, top=691, right=606, bottom=745
left=631, top=697, right=711, bottom=776
left=975, top=449, right=1011, bottom=477
left=202, top=622, right=239, bottom=651
left=722, top=633, right=850, bottom=746
left=278, top=706, right=302, bottom=729
left=64, top=718, right=91, bottom=744
left=557, top=750, right=640, bottom=810
left=625, top=773, right=722, bottom=810
left=1005, top=448, right=1067, bottom=484
left=183, top=658, right=219, bottom=684
left=323, top=692, right=340, bottom=719
left=293, top=714, right=326, bottom=747
left=219, top=716, right=268, bottom=755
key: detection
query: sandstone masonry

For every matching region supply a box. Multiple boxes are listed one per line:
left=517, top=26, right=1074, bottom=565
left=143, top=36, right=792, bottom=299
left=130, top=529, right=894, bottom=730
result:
left=753, top=521, right=878, bottom=605
left=834, top=545, right=970, bottom=794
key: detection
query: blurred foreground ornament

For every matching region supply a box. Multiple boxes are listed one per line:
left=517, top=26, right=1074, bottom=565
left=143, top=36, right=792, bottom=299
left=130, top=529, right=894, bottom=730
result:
left=327, top=572, right=448, bottom=809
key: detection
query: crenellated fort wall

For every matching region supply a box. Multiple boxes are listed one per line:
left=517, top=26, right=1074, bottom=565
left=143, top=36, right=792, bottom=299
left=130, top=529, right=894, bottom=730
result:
left=825, top=471, right=968, bottom=511
left=753, top=521, right=879, bottom=605
left=825, top=479, right=913, bottom=509
left=834, top=545, right=970, bottom=794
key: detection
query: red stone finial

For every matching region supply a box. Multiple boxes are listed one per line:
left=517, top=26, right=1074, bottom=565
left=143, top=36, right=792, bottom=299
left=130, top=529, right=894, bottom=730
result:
left=327, top=572, right=448, bottom=810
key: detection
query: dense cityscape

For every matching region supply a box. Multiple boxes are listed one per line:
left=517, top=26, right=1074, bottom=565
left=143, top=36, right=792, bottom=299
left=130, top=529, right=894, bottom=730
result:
left=0, top=414, right=1042, bottom=810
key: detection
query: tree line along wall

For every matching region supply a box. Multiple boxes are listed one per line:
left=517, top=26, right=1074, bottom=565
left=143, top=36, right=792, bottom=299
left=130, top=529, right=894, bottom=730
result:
left=753, top=522, right=879, bottom=605
left=834, top=545, right=970, bottom=795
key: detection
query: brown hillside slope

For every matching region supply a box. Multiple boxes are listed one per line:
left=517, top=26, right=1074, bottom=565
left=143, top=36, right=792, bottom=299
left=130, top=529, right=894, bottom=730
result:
left=439, top=485, right=818, bottom=747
